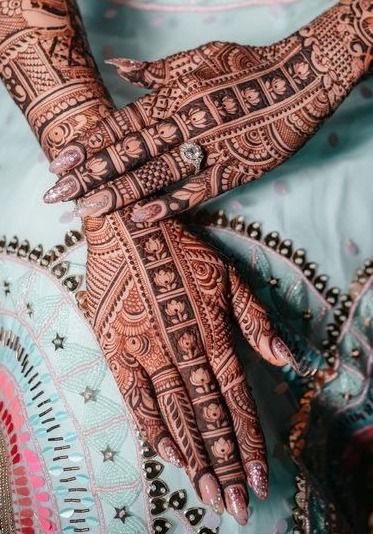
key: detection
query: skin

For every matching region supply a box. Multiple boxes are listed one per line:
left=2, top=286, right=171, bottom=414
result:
left=0, top=0, right=300, bottom=524
left=44, top=0, right=373, bottom=222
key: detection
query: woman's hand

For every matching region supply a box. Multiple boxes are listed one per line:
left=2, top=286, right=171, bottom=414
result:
left=44, top=0, right=373, bottom=220
left=83, top=205, right=299, bottom=524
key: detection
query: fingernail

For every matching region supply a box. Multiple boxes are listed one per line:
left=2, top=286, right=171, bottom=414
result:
left=246, top=461, right=268, bottom=500
left=199, top=474, right=224, bottom=515
left=131, top=203, right=163, bottom=223
left=49, top=146, right=84, bottom=174
left=225, top=486, right=249, bottom=526
left=105, top=57, right=146, bottom=71
left=158, top=438, right=184, bottom=468
left=43, top=176, right=79, bottom=204
left=74, top=191, right=110, bottom=218
left=270, top=336, right=299, bottom=370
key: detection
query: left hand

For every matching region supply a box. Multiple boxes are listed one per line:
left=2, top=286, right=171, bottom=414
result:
left=43, top=0, right=373, bottom=219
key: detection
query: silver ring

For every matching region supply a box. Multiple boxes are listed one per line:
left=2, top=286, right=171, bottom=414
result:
left=180, top=142, right=204, bottom=174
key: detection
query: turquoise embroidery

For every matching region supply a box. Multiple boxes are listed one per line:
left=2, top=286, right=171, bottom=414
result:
left=0, top=254, right=147, bottom=532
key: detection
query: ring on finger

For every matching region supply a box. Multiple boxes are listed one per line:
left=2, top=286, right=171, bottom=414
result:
left=180, top=142, right=204, bottom=174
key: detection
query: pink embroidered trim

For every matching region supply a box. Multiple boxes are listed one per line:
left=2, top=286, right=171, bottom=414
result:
left=111, top=0, right=296, bottom=13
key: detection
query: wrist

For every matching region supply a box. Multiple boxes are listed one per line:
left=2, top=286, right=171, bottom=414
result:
left=299, top=0, right=373, bottom=102
left=338, top=0, right=373, bottom=55
left=0, top=1, right=114, bottom=161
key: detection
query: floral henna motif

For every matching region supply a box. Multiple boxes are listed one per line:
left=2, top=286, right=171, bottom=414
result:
left=45, top=0, right=373, bottom=221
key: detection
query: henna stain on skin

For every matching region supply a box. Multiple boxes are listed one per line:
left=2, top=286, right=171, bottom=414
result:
left=45, top=1, right=373, bottom=222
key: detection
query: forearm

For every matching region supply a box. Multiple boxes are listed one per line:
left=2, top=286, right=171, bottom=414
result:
left=0, top=0, right=113, bottom=160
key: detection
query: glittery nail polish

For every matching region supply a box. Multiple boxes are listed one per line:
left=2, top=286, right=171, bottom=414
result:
left=43, top=176, right=78, bottom=204
left=211, top=488, right=223, bottom=515
left=225, top=485, right=249, bottom=526
left=105, top=58, right=145, bottom=71
left=74, top=192, right=110, bottom=218
left=49, top=146, right=85, bottom=174
left=270, top=336, right=299, bottom=369
left=158, top=438, right=184, bottom=468
left=246, top=461, right=268, bottom=500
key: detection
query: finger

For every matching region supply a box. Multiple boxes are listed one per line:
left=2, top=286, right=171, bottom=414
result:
left=105, top=42, right=228, bottom=89
left=154, top=326, right=250, bottom=525
left=130, top=163, right=238, bottom=222
left=131, top=159, right=268, bottom=222
left=48, top=43, right=226, bottom=179
left=207, top=328, right=268, bottom=501
left=106, top=352, right=185, bottom=468
left=70, top=149, right=214, bottom=218
left=228, top=267, right=301, bottom=371
left=47, top=40, right=264, bottom=179
left=44, top=98, right=219, bottom=203
left=149, top=364, right=225, bottom=515
left=108, top=41, right=266, bottom=89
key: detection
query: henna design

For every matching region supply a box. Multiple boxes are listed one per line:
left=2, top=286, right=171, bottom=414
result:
left=45, top=0, right=373, bottom=220
left=83, top=210, right=284, bottom=500
left=0, top=0, right=304, bottom=521
left=0, top=0, right=180, bottom=462
left=0, top=0, right=112, bottom=156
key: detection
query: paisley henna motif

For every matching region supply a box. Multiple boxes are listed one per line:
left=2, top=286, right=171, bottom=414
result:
left=0, top=0, right=301, bottom=521
left=44, top=0, right=373, bottom=220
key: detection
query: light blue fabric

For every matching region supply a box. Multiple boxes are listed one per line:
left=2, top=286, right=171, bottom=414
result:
left=0, top=1, right=372, bottom=532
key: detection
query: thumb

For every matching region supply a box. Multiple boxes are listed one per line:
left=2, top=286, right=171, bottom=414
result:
left=106, top=41, right=277, bottom=89
left=228, top=266, right=301, bottom=371
left=105, top=45, right=206, bottom=89
left=105, top=40, right=234, bottom=89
